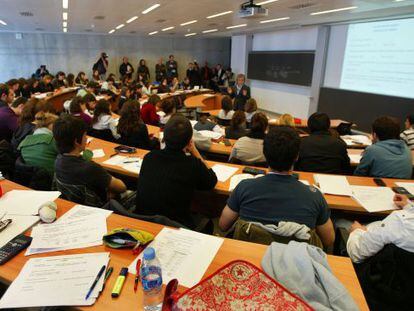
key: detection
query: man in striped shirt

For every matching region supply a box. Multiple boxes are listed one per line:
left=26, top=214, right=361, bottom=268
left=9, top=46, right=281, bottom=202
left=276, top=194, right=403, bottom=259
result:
left=400, top=115, right=414, bottom=150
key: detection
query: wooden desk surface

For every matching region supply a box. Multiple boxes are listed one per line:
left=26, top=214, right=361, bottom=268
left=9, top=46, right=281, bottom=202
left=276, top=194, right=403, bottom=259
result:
left=348, top=148, right=414, bottom=166
left=37, top=88, right=78, bottom=112
left=0, top=179, right=368, bottom=311
left=88, top=136, right=408, bottom=215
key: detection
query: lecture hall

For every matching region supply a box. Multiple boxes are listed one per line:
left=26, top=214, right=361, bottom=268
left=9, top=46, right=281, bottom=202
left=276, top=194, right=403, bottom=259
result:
left=0, top=0, right=413, bottom=310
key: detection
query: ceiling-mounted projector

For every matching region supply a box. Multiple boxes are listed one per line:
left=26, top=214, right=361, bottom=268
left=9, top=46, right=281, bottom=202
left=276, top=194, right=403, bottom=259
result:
left=238, top=0, right=269, bottom=18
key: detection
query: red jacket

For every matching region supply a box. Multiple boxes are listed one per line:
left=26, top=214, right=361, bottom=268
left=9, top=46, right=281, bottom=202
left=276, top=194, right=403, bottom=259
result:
left=141, top=103, right=160, bottom=126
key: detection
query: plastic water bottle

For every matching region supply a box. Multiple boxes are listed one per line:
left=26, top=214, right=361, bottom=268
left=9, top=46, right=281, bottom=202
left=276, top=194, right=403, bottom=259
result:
left=141, top=247, right=163, bottom=311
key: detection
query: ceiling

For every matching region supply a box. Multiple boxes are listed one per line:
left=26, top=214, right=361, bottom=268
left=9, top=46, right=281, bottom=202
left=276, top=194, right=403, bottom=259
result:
left=0, top=0, right=414, bottom=37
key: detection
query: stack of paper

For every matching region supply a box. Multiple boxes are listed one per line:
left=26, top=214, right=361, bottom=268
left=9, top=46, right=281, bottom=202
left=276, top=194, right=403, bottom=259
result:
left=211, top=164, right=239, bottom=182
left=351, top=186, right=397, bottom=213
left=0, top=252, right=110, bottom=308
left=128, top=228, right=223, bottom=288
left=314, top=174, right=353, bottom=196
left=58, top=204, right=113, bottom=223
left=103, top=155, right=143, bottom=174
left=198, top=130, right=223, bottom=140
left=26, top=214, right=107, bottom=255
left=229, top=174, right=265, bottom=191
left=0, top=190, right=61, bottom=216
left=341, top=135, right=372, bottom=146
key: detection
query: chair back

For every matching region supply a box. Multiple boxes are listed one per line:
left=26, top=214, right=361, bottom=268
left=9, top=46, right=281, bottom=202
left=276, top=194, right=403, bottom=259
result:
left=233, top=219, right=323, bottom=248
left=217, top=118, right=230, bottom=127
left=54, top=177, right=104, bottom=207
left=88, top=128, right=117, bottom=143
left=14, top=157, right=52, bottom=190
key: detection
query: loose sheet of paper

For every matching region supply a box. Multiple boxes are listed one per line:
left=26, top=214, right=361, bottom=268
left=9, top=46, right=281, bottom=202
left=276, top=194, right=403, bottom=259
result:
left=0, top=252, right=110, bottom=308
left=211, top=164, right=239, bottom=182
left=0, top=190, right=61, bottom=216
left=103, top=155, right=142, bottom=174
left=57, top=204, right=112, bottom=223
left=128, top=228, right=223, bottom=288
left=198, top=130, right=223, bottom=140
left=314, top=174, right=353, bottom=196
left=349, top=154, right=362, bottom=164
left=395, top=182, right=414, bottom=195
left=351, top=186, right=397, bottom=213
left=27, top=215, right=107, bottom=255
left=300, top=180, right=310, bottom=186
left=91, top=149, right=105, bottom=158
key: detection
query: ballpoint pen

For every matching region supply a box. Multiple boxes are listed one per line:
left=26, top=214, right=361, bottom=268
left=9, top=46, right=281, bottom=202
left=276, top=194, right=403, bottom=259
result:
left=134, top=259, right=141, bottom=293
left=85, top=265, right=106, bottom=300
left=102, top=266, right=113, bottom=290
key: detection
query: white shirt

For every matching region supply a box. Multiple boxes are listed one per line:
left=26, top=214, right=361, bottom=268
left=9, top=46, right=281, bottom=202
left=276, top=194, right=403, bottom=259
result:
left=347, top=203, right=414, bottom=263
left=92, top=114, right=120, bottom=139
left=245, top=111, right=256, bottom=123
left=218, top=109, right=234, bottom=120
left=230, top=136, right=265, bottom=164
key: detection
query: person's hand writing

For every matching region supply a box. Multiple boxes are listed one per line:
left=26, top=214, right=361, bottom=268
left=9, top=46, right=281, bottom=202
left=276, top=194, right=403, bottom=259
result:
left=394, top=194, right=409, bottom=209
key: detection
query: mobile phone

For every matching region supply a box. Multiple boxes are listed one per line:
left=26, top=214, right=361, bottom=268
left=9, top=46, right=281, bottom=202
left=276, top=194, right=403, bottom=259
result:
left=242, top=167, right=266, bottom=176
left=373, top=178, right=386, bottom=187
left=392, top=187, right=414, bottom=200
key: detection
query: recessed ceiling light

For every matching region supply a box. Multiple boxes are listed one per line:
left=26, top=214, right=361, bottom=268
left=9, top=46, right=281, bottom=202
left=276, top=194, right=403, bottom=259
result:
left=180, top=20, right=197, bottom=26
left=310, top=6, right=357, bottom=15
left=260, top=16, right=290, bottom=23
left=149, top=31, right=158, bottom=35
left=62, top=12, right=68, bottom=20
left=202, top=29, right=218, bottom=33
left=207, top=11, right=233, bottom=19
left=63, top=21, right=67, bottom=27
left=394, top=0, right=405, bottom=2
left=62, top=0, right=68, bottom=9
left=142, top=4, right=160, bottom=14
left=162, top=26, right=175, bottom=31
left=126, top=16, right=138, bottom=23
left=185, top=32, right=197, bottom=37
left=116, top=24, right=125, bottom=29
left=0, top=19, right=7, bottom=26
left=108, top=29, right=115, bottom=34
left=226, top=24, right=247, bottom=29
left=63, top=28, right=67, bottom=33
left=256, top=0, right=279, bottom=5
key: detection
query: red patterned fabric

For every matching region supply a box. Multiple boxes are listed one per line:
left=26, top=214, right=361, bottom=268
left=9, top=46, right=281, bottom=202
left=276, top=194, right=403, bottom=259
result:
left=171, top=260, right=313, bottom=311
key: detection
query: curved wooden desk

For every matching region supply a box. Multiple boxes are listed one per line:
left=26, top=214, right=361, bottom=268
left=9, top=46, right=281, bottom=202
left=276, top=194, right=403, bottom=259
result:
left=36, top=88, right=78, bottom=112
left=0, top=179, right=369, bottom=311
left=184, top=93, right=223, bottom=110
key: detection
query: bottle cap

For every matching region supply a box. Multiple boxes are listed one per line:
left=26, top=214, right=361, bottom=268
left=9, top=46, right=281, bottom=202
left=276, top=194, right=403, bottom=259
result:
left=143, top=247, right=155, bottom=260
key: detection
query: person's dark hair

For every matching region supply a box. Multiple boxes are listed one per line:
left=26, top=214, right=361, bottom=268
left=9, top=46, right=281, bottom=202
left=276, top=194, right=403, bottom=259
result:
left=12, top=97, right=28, bottom=108
left=56, top=71, right=65, bottom=78
left=76, top=71, right=86, bottom=81
left=86, top=81, right=99, bottom=89
left=18, top=78, right=27, bottom=88
left=221, top=96, right=233, bottom=113
left=69, top=96, right=85, bottom=114
left=406, top=115, right=414, bottom=126
left=118, top=100, right=142, bottom=136
left=245, top=98, right=257, bottom=113
left=161, top=98, right=175, bottom=115
left=164, top=114, right=192, bottom=150
left=249, top=112, right=268, bottom=139
left=308, top=112, right=330, bottom=133
left=107, top=76, right=115, bottom=84
left=19, top=98, right=44, bottom=125
left=83, top=93, right=96, bottom=104
left=53, top=114, right=87, bottom=154
left=66, top=73, right=75, bottom=87
left=0, top=84, right=10, bottom=98
left=264, top=126, right=300, bottom=172
left=372, top=116, right=400, bottom=141
left=147, top=94, right=161, bottom=106
left=92, top=99, right=111, bottom=124
left=27, top=78, right=39, bottom=89
left=139, top=59, right=146, bottom=66
left=230, top=110, right=246, bottom=130
left=7, top=79, right=18, bottom=87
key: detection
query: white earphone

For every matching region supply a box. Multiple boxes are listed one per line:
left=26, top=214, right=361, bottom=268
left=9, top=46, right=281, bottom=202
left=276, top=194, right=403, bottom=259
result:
left=38, top=202, right=58, bottom=223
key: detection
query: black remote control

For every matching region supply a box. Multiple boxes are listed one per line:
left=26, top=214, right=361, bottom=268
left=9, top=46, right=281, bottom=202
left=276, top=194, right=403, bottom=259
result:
left=0, top=235, right=32, bottom=265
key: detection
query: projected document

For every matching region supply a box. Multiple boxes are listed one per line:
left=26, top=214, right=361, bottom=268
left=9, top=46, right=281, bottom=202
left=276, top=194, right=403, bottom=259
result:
left=340, top=18, right=414, bottom=99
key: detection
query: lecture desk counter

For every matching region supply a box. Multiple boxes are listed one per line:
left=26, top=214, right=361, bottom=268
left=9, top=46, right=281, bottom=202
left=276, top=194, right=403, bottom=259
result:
left=0, top=179, right=369, bottom=311
left=88, top=136, right=407, bottom=215
left=34, top=87, right=78, bottom=112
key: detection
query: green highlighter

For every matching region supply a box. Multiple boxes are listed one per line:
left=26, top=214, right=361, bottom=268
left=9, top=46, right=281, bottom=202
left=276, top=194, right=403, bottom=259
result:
left=111, top=267, right=128, bottom=298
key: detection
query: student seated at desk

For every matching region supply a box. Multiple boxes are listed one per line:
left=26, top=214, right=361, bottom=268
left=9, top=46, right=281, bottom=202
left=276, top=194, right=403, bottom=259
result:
left=118, top=100, right=157, bottom=150
left=244, top=98, right=257, bottom=123
left=220, top=126, right=335, bottom=248
left=157, top=78, right=170, bottom=94
left=218, top=96, right=234, bottom=120
left=83, top=93, right=97, bottom=117
left=75, top=71, right=88, bottom=85
left=225, top=110, right=249, bottom=140
left=400, top=114, right=414, bottom=150
left=230, top=112, right=268, bottom=164
left=295, top=112, right=350, bottom=175
left=136, top=115, right=217, bottom=228
left=355, top=116, right=412, bottom=179
left=0, top=83, right=14, bottom=109
left=54, top=114, right=126, bottom=203
left=158, top=98, right=175, bottom=126
left=27, top=78, right=40, bottom=96
left=91, top=99, right=120, bottom=140
left=66, top=73, right=75, bottom=88
left=77, top=81, right=99, bottom=98
left=194, top=112, right=222, bottom=133
left=37, top=75, right=53, bottom=93
left=51, top=71, right=66, bottom=90
left=141, top=94, right=161, bottom=126
left=0, top=95, right=23, bottom=143
left=69, top=97, right=92, bottom=126
left=18, top=112, right=58, bottom=174
left=118, top=87, right=131, bottom=111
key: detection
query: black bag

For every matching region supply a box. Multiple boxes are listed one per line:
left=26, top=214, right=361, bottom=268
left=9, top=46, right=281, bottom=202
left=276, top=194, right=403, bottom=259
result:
left=0, top=140, right=16, bottom=179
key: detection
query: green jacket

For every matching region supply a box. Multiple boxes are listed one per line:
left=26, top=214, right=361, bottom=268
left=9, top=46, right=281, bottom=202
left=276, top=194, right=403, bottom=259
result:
left=18, top=133, right=58, bottom=174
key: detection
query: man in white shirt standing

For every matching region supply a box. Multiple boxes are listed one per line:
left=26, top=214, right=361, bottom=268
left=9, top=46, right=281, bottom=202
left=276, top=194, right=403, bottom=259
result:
left=347, top=194, right=414, bottom=263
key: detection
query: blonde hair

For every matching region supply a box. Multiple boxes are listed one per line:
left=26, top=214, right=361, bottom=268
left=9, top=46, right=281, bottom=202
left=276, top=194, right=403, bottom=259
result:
left=278, top=114, right=295, bottom=127
left=34, top=112, right=58, bottom=129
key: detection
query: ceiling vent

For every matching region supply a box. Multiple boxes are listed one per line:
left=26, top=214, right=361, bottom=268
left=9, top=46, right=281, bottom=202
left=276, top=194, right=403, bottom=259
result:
left=155, top=19, right=166, bottom=23
left=208, top=23, right=218, bottom=26
left=35, top=27, right=44, bottom=31
left=129, top=31, right=137, bottom=34
left=94, top=16, right=105, bottom=20
left=20, top=11, right=34, bottom=17
left=288, top=1, right=317, bottom=10
left=84, top=29, right=93, bottom=32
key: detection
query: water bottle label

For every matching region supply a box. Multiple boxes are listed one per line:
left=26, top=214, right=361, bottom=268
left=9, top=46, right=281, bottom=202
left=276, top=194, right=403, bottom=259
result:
left=141, top=266, right=162, bottom=291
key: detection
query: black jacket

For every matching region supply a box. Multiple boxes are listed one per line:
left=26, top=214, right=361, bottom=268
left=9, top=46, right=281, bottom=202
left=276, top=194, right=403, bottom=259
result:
left=119, top=62, right=134, bottom=78
left=231, top=84, right=251, bottom=111
left=155, top=64, right=167, bottom=82
left=118, top=123, right=153, bottom=150
left=295, top=131, right=351, bottom=174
